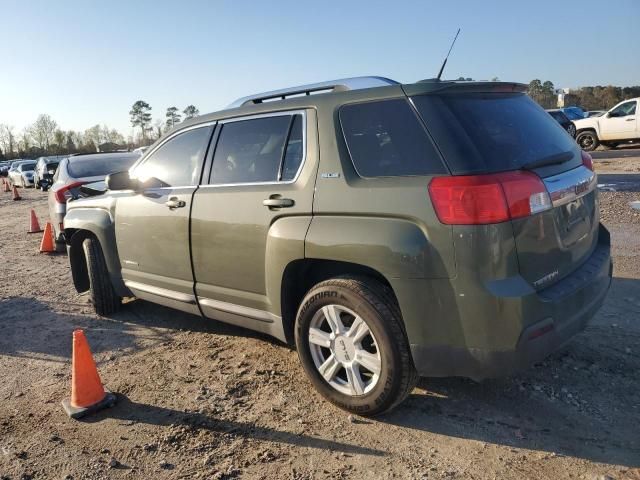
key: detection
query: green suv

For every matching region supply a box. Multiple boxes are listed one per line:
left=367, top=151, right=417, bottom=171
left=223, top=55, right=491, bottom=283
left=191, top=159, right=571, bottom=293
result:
left=63, top=77, right=612, bottom=415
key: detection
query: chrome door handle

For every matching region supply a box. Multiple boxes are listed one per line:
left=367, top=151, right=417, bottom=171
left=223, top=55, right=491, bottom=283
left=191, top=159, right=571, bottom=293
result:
left=625, top=118, right=635, bottom=121
left=263, top=197, right=294, bottom=208
left=166, top=197, right=186, bottom=209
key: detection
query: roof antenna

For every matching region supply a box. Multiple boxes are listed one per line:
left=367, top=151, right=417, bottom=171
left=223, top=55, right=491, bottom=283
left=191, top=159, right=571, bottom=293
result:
left=436, top=28, right=461, bottom=81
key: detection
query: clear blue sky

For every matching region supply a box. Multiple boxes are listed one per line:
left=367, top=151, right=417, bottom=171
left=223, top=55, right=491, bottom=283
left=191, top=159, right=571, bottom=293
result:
left=1, top=0, right=638, bottom=136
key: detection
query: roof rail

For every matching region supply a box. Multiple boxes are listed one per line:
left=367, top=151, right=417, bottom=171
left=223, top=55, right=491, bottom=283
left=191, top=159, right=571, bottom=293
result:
left=228, top=76, right=399, bottom=108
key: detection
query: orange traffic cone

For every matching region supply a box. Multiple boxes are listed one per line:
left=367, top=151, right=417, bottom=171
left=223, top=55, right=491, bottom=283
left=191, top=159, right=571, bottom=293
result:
left=11, top=185, right=20, bottom=199
left=28, top=209, right=43, bottom=234
left=39, top=222, right=56, bottom=253
left=62, top=330, right=117, bottom=419
left=3, top=181, right=10, bottom=192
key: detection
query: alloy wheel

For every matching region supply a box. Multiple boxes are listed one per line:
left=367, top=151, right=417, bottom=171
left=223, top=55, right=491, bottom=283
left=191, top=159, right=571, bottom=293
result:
left=307, top=304, right=382, bottom=396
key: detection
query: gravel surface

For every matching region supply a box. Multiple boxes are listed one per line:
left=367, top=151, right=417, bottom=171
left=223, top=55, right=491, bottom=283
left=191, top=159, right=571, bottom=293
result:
left=1, top=186, right=639, bottom=480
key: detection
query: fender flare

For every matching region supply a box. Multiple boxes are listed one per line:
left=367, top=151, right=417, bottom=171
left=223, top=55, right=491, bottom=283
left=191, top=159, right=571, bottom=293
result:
left=64, top=207, right=128, bottom=296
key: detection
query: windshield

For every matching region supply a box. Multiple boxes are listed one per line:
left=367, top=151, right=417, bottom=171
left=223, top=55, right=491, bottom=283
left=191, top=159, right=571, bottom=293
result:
left=21, top=164, right=35, bottom=171
left=67, top=153, right=139, bottom=178
left=412, top=93, right=579, bottom=174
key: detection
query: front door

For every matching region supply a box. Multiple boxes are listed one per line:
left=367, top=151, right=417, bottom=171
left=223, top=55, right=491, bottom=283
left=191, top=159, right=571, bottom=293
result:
left=600, top=100, right=637, bottom=140
left=115, top=124, right=214, bottom=314
left=190, top=110, right=316, bottom=330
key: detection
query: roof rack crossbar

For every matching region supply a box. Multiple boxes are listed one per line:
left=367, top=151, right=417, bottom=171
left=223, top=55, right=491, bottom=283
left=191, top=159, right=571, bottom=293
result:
left=228, top=76, right=399, bottom=108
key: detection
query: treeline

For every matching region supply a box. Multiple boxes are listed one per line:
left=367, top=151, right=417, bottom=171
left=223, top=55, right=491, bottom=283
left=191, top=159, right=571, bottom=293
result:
left=0, top=102, right=200, bottom=161
left=527, top=79, right=640, bottom=110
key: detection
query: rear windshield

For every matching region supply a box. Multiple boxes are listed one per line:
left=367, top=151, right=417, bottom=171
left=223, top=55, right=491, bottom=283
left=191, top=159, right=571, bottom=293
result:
left=21, top=164, right=35, bottom=171
left=68, top=154, right=139, bottom=178
left=412, top=93, right=578, bottom=174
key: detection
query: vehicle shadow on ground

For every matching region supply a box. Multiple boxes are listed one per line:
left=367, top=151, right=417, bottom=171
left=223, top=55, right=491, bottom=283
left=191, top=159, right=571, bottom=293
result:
left=0, top=296, right=166, bottom=362
left=379, top=277, right=640, bottom=468
left=114, top=298, right=288, bottom=347
left=86, top=394, right=385, bottom=457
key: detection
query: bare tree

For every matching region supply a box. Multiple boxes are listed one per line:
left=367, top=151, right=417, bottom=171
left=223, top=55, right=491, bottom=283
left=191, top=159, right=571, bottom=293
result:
left=84, top=125, right=102, bottom=150
left=152, top=119, right=164, bottom=139
left=0, top=124, right=16, bottom=158
left=19, top=128, right=31, bottom=154
left=29, top=114, right=58, bottom=150
left=53, top=129, right=66, bottom=153
left=102, top=126, right=124, bottom=144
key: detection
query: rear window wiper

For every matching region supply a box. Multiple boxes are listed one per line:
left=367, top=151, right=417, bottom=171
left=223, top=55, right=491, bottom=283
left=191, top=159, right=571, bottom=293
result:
left=521, top=151, right=574, bottom=170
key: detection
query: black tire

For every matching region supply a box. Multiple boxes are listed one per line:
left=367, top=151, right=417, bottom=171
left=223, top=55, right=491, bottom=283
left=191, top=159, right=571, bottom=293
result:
left=295, top=276, right=418, bottom=416
left=82, top=236, right=121, bottom=316
left=576, top=130, right=599, bottom=151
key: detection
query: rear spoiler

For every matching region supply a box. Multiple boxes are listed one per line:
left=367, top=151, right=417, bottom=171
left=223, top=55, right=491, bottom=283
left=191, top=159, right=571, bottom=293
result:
left=403, top=80, right=527, bottom=96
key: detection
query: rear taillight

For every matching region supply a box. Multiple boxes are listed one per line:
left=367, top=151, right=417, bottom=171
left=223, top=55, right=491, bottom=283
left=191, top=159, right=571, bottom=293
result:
left=429, top=171, right=552, bottom=225
left=54, top=181, right=85, bottom=204
left=581, top=151, right=594, bottom=171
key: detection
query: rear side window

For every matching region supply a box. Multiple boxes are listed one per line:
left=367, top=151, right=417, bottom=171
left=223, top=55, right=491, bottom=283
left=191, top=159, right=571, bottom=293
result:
left=339, top=99, right=446, bottom=177
left=210, top=113, right=304, bottom=185
left=412, top=93, right=578, bottom=174
left=133, top=126, right=213, bottom=186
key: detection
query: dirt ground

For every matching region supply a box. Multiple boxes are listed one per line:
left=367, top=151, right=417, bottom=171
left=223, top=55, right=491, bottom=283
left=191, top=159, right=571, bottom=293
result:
left=1, top=179, right=639, bottom=480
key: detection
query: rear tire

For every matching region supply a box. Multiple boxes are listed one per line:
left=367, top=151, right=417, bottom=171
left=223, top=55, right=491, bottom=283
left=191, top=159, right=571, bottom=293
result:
left=576, top=130, right=599, bottom=151
left=295, top=276, right=417, bottom=416
left=82, top=236, right=121, bottom=316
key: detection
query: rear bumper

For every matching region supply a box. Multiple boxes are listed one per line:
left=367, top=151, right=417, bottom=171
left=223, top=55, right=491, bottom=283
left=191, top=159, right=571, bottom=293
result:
left=408, top=225, right=612, bottom=380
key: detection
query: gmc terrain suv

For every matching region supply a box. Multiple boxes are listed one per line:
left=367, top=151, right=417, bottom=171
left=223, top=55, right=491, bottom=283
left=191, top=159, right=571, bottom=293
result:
left=63, top=77, right=612, bottom=415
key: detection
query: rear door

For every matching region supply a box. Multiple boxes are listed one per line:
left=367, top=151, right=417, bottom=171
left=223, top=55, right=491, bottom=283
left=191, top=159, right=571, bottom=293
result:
left=412, top=92, right=599, bottom=289
left=599, top=100, right=638, bottom=139
left=114, top=124, right=214, bottom=314
left=190, top=110, right=316, bottom=326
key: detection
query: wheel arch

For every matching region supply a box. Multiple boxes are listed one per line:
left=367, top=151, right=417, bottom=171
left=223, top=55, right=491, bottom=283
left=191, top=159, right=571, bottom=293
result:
left=280, top=258, right=396, bottom=345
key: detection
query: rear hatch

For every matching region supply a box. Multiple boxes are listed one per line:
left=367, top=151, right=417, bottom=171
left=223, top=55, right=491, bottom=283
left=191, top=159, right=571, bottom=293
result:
left=411, top=89, right=599, bottom=290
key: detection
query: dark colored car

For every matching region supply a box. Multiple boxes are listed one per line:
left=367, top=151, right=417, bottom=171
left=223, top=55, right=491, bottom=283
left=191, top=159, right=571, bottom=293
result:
left=560, top=106, right=586, bottom=120
left=48, top=152, right=140, bottom=249
left=547, top=109, right=576, bottom=137
left=63, top=77, right=611, bottom=415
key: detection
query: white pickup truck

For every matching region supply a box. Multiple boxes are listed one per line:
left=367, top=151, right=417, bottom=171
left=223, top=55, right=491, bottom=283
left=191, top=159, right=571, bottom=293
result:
left=574, top=98, right=639, bottom=151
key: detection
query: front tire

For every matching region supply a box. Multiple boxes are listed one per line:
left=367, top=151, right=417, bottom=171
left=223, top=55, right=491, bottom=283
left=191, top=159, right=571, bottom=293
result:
left=576, top=130, right=599, bottom=151
left=295, top=277, right=417, bottom=416
left=82, top=236, right=121, bottom=316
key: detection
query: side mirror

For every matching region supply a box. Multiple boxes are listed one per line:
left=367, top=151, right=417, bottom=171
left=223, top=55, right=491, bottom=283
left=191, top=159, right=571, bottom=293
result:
left=105, top=171, right=139, bottom=191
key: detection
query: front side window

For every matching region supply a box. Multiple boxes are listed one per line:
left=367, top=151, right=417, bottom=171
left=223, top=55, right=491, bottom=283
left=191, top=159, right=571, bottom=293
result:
left=133, top=126, right=213, bottom=187
left=210, top=113, right=304, bottom=185
left=339, top=99, right=446, bottom=178
left=610, top=101, right=636, bottom=117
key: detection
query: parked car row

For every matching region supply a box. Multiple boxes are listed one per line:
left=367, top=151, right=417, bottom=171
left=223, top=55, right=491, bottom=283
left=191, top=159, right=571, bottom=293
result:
left=545, top=97, right=639, bottom=150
